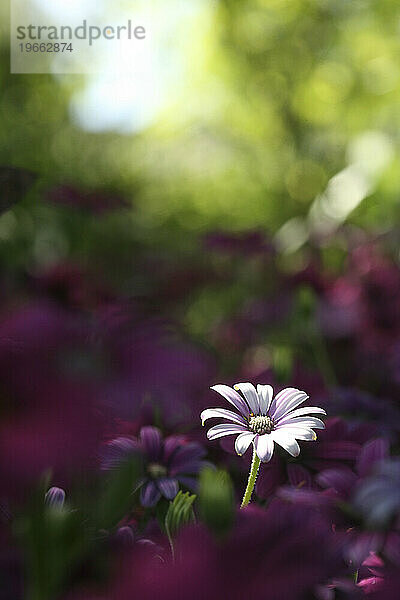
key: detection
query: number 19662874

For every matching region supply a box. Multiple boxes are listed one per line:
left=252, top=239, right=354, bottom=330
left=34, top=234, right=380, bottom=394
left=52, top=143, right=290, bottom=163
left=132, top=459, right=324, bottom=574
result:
left=19, top=43, right=73, bottom=53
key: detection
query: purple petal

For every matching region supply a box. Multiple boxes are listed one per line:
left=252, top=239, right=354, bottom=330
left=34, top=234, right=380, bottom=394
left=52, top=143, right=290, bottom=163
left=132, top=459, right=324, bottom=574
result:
left=45, top=487, right=66, bottom=508
left=256, top=457, right=284, bottom=498
left=140, top=480, right=162, bottom=507
left=100, top=436, right=139, bottom=470
left=278, top=486, right=333, bottom=508
left=346, top=531, right=383, bottom=567
left=317, top=467, right=357, bottom=497
left=116, top=526, right=135, bottom=546
left=210, top=384, right=249, bottom=417
left=176, top=475, right=198, bottom=490
left=140, top=426, right=162, bottom=462
left=200, top=408, right=246, bottom=426
left=169, top=443, right=206, bottom=472
left=356, top=438, right=389, bottom=477
left=233, top=383, right=260, bottom=414
left=171, top=460, right=206, bottom=477
left=157, top=477, right=179, bottom=500
left=314, top=441, right=361, bottom=460
left=163, top=436, right=186, bottom=463
left=287, top=464, right=313, bottom=488
left=207, top=423, right=248, bottom=441
left=363, top=552, right=384, bottom=571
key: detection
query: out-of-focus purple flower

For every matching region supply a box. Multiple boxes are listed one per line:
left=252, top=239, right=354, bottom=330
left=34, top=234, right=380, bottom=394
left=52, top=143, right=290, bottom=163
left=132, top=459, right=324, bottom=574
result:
left=44, top=487, right=66, bottom=509
left=317, top=278, right=362, bottom=339
left=0, top=299, right=214, bottom=504
left=0, top=302, right=109, bottom=501
left=256, top=417, right=370, bottom=499
left=202, top=383, right=325, bottom=462
left=203, top=230, right=274, bottom=256
left=316, top=579, right=362, bottom=600
left=99, top=501, right=344, bottom=600
left=101, top=426, right=208, bottom=507
left=114, top=526, right=136, bottom=547
left=318, top=244, right=400, bottom=358
left=321, top=389, right=400, bottom=442
left=280, top=438, right=390, bottom=566
left=357, top=553, right=385, bottom=595
left=353, top=459, right=400, bottom=529
left=110, top=523, right=163, bottom=560
left=96, top=306, right=216, bottom=426
left=366, top=569, right=400, bottom=600
left=47, top=185, right=129, bottom=215
left=31, top=262, right=113, bottom=311
left=211, top=295, right=292, bottom=361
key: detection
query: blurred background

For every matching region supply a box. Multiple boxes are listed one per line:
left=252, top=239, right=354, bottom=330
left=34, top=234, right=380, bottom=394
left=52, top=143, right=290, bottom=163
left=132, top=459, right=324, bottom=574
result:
left=1, top=1, right=400, bottom=598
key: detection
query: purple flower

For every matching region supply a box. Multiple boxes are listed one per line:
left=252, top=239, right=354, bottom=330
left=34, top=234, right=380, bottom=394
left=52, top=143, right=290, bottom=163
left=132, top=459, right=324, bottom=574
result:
left=201, top=383, right=326, bottom=462
left=322, top=388, right=400, bottom=442
left=100, top=501, right=344, bottom=600
left=280, top=438, right=391, bottom=566
left=203, top=230, right=274, bottom=256
left=357, top=553, right=385, bottom=595
left=102, top=426, right=208, bottom=507
left=44, top=487, right=66, bottom=509
left=95, top=307, right=216, bottom=426
left=47, top=185, right=129, bottom=215
left=353, top=459, right=400, bottom=529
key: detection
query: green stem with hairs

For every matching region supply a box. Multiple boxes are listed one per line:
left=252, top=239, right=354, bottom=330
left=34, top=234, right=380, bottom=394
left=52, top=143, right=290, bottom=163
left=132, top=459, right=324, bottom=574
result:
left=241, top=447, right=260, bottom=508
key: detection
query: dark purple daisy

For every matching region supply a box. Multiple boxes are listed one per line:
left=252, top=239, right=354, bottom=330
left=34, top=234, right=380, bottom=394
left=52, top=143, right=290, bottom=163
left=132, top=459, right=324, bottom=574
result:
left=101, top=426, right=208, bottom=507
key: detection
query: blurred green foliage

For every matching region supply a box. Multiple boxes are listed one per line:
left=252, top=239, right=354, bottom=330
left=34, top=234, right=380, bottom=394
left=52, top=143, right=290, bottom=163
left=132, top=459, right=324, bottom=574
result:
left=198, top=468, right=234, bottom=536
left=0, top=0, right=399, bottom=251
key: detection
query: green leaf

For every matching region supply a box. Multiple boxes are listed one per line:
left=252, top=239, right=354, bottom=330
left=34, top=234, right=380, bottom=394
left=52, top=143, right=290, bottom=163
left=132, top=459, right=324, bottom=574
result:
left=17, top=488, right=89, bottom=600
left=165, top=491, right=196, bottom=560
left=198, top=468, right=234, bottom=536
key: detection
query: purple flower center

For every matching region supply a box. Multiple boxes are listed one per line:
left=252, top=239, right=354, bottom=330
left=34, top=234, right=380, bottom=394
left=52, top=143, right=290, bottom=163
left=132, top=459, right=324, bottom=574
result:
left=248, top=415, right=275, bottom=435
left=147, top=463, right=167, bottom=479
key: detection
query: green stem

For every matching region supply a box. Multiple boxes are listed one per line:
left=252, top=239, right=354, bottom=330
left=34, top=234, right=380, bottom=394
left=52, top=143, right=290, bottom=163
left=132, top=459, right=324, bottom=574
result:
left=241, top=447, right=260, bottom=508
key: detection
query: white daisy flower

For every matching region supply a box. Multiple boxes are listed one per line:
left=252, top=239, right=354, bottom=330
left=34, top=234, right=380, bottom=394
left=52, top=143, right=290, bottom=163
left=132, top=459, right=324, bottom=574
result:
left=201, top=383, right=326, bottom=463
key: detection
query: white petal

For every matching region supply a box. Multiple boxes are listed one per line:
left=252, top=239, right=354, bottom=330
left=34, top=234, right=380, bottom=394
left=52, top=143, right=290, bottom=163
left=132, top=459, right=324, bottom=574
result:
left=271, top=429, right=300, bottom=457
left=210, top=385, right=249, bottom=417
left=234, top=382, right=260, bottom=414
left=255, top=434, right=274, bottom=462
left=279, top=416, right=325, bottom=430
left=275, top=406, right=326, bottom=425
left=207, top=423, right=248, bottom=441
left=235, top=432, right=255, bottom=456
left=257, top=384, right=273, bottom=414
left=200, top=408, right=246, bottom=427
left=270, top=388, right=308, bottom=421
left=276, top=425, right=317, bottom=441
